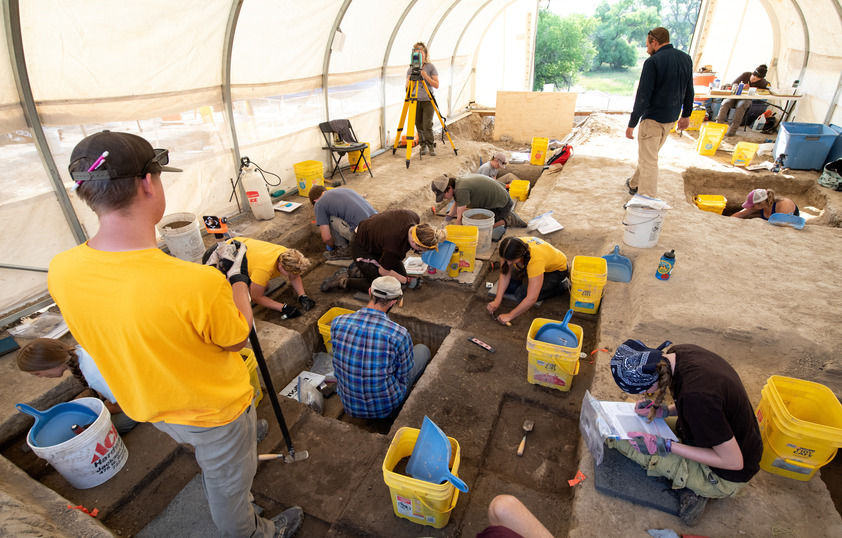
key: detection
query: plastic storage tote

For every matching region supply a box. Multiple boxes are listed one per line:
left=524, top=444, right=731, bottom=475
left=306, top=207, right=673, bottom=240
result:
left=773, top=122, right=836, bottom=170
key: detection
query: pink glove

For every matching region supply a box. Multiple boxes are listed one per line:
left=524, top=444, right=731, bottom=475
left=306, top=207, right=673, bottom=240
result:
left=635, top=399, right=668, bottom=419
left=627, top=431, right=671, bottom=456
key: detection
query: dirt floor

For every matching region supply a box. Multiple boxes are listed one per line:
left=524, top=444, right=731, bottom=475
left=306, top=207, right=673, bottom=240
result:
left=3, top=112, right=842, bottom=537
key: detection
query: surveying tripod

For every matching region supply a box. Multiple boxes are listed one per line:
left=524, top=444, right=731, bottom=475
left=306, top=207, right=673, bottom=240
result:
left=392, top=66, right=457, bottom=168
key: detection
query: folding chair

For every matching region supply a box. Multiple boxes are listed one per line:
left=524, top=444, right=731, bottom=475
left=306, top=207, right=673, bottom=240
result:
left=318, top=120, right=373, bottom=184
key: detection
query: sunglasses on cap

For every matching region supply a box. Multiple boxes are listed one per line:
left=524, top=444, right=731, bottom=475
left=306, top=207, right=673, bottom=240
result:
left=71, top=148, right=171, bottom=182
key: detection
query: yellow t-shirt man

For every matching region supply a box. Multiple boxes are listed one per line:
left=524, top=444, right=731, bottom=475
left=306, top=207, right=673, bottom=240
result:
left=49, top=245, right=252, bottom=427
left=522, top=236, right=568, bottom=279
left=232, top=237, right=287, bottom=288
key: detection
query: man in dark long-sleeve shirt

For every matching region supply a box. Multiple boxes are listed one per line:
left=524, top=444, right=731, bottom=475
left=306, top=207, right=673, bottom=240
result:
left=625, top=27, right=693, bottom=198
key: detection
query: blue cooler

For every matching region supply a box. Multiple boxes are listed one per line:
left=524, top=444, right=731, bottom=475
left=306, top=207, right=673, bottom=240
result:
left=826, top=124, right=842, bottom=166
left=774, top=122, right=836, bottom=170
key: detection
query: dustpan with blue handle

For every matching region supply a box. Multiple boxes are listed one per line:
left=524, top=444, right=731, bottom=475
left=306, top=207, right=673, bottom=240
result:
left=767, top=213, right=805, bottom=230
left=16, top=402, right=99, bottom=448
left=421, top=240, right=457, bottom=271
left=534, top=309, right=579, bottom=348
left=406, top=416, right=469, bottom=492
left=602, top=245, right=633, bottom=282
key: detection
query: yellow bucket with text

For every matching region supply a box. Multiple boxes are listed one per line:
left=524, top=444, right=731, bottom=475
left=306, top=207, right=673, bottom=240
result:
left=696, top=123, right=727, bottom=156
left=445, top=225, right=478, bottom=274
left=569, top=256, right=608, bottom=314
left=382, top=427, right=461, bottom=529
left=530, top=137, right=549, bottom=165
left=509, top=179, right=530, bottom=202
left=526, top=318, right=583, bottom=391
left=349, top=142, right=371, bottom=172
left=731, top=142, right=759, bottom=166
left=294, top=160, right=324, bottom=197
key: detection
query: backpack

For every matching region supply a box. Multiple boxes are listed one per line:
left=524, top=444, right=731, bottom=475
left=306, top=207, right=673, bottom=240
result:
left=547, top=144, right=573, bottom=166
left=818, top=159, right=842, bottom=191
left=761, top=114, right=779, bottom=134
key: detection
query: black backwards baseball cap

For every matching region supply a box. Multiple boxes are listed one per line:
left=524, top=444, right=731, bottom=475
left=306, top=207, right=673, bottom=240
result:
left=610, top=339, right=672, bottom=394
left=69, top=131, right=181, bottom=184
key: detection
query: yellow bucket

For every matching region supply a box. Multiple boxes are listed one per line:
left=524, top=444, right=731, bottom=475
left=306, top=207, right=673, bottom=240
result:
left=445, top=225, right=478, bottom=273
left=696, top=122, right=727, bottom=156
left=530, top=137, right=549, bottom=165
left=349, top=142, right=371, bottom=173
left=731, top=142, right=759, bottom=166
left=382, top=427, right=461, bottom=529
left=671, top=109, right=706, bottom=132
left=693, top=195, right=727, bottom=214
left=317, top=307, right=354, bottom=354
left=526, top=318, right=583, bottom=391
left=294, top=160, right=324, bottom=197
left=756, top=376, right=842, bottom=481
left=509, top=179, right=530, bottom=202
left=239, top=349, right=264, bottom=406
left=569, top=256, right=607, bottom=314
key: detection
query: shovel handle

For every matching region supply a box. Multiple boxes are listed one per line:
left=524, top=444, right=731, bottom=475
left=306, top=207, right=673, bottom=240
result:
left=517, top=434, right=527, bottom=456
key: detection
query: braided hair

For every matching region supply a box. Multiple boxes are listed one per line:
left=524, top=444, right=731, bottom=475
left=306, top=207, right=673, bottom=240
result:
left=646, top=359, right=675, bottom=422
left=499, top=237, right=530, bottom=276
left=17, top=338, right=87, bottom=387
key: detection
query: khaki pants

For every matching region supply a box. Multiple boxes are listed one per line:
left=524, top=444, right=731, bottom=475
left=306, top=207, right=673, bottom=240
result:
left=629, top=119, right=672, bottom=198
left=606, top=438, right=746, bottom=499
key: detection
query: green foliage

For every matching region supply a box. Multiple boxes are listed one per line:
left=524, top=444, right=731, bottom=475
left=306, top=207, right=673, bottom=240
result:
left=591, top=0, right=659, bottom=69
left=533, top=10, right=596, bottom=91
left=661, top=0, right=702, bottom=52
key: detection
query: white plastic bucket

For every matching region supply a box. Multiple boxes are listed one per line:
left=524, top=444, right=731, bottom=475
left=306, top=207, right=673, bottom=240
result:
left=623, top=207, right=665, bottom=249
left=462, top=208, right=495, bottom=255
left=157, top=212, right=205, bottom=262
left=26, top=397, right=128, bottom=489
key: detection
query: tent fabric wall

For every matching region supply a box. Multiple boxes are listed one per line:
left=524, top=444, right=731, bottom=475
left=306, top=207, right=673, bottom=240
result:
left=0, top=0, right=539, bottom=320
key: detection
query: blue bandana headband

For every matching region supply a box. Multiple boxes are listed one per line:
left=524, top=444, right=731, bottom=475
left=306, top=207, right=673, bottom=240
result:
left=610, top=339, right=672, bottom=394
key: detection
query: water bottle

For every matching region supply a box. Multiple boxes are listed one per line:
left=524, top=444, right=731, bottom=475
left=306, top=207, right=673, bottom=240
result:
left=712, top=78, right=720, bottom=90
left=241, top=164, right=274, bottom=220
left=656, top=250, right=675, bottom=280
left=736, top=82, right=745, bottom=96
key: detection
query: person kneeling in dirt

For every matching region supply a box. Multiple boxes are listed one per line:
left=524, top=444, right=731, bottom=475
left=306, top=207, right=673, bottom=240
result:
left=607, top=340, right=763, bottom=526
left=207, top=237, right=315, bottom=319
left=320, top=210, right=446, bottom=293
left=17, top=338, right=138, bottom=434
left=308, top=185, right=377, bottom=260
left=330, top=276, right=431, bottom=419
left=487, top=237, right=570, bottom=325
left=476, top=151, right=522, bottom=186
left=431, top=174, right=526, bottom=231
left=731, top=188, right=799, bottom=220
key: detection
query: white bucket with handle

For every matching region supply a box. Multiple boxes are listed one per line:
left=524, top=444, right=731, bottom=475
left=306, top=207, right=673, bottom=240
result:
left=462, top=208, right=495, bottom=255
left=623, top=206, right=665, bottom=249
left=20, top=397, right=128, bottom=489
left=157, top=212, right=205, bottom=262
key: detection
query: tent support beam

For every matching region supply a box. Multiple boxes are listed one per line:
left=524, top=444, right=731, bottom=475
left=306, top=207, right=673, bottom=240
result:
left=323, top=0, right=353, bottom=123
left=448, top=0, right=495, bottom=117
left=222, top=0, right=247, bottom=206
left=3, top=0, right=86, bottom=245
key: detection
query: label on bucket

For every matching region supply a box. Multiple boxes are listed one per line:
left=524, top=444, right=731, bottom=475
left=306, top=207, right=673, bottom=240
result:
left=396, top=494, right=427, bottom=521
left=771, top=456, right=814, bottom=475
left=91, top=424, right=128, bottom=474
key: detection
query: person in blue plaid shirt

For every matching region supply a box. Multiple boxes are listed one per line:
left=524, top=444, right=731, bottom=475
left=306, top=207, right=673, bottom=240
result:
left=330, top=276, right=431, bottom=419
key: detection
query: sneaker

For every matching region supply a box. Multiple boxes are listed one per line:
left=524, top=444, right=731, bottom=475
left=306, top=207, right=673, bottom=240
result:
left=272, top=506, right=304, bottom=538
left=323, top=247, right=351, bottom=260
left=504, top=211, right=527, bottom=228
left=320, top=269, right=348, bottom=292
left=419, top=144, right=428, bottom=156
left=298, top=294, right=315, bottom=312
left=256, top=419, right=268, bottom=444
left=491, top=226, right=506, bottom=242
left=625, top=178, right=638, bottom=195
left=678, top=489, right=708, bottom=527
left=428, top=144, right=437, bottom=156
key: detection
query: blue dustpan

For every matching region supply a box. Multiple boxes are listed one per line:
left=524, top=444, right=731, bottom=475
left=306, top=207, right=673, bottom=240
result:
left=407, top=416, right=469, bottom=492
left=16, top=402, right=99, bottom=448
left=421, top=240, right=457, bottom=271
left=534, top=309, right=579, bottom=348
left=767, top=213, right=805, bottom=230
left=602, top=245, right=633, bottom=282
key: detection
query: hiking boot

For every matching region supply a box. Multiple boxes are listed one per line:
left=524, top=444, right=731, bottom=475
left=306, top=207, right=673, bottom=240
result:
left=428, top=144, right=437, bottom=156
left=323, top=246, right=351, bottom=260
left=320, top=269, right=348, bottom=292
left=504, top=211, right=527, bottom=228
left=298, top=294, right=316, bottom=312
left=678, top=488, right=708, bottom=527
left=347, top=262, right=363, bottom=279
left=625, top=178, right=638, bottom=195
left=256, top=419, right=268, bottom=444
left=419, top=144, right=428, bottom=156
left=272, top=506, right=304, bottom=538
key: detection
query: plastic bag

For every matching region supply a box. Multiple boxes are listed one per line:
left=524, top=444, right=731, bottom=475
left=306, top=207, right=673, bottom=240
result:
left=297, top=376, right=324, bottom=415
left=310, top=351, right=335, bottom=376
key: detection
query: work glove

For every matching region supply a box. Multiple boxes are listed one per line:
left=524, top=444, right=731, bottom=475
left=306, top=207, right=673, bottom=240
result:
left=298, top=294, right=316, bottom=312
left=635, top=399, right=669, bottom=419
left=405, top=276, right=422, bottom=290
left=627, top=431, right=671, bottom=457
left=280, top=303, right=301, bottom=320
left=203, top=241, right=250, bottom=286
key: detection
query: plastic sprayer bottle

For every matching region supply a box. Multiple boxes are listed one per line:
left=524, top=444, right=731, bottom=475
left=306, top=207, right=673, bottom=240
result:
left=656, top=250, right=675, bottom=280
left=241, top=164, right=274, bottom=220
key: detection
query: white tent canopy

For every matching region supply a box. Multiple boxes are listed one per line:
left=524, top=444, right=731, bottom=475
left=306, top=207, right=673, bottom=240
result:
left=2, top=0, right=840, bottom=321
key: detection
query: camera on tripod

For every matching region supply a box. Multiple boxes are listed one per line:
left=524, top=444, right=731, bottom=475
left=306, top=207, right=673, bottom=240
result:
left=410, top=50, right=422, bottom=71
